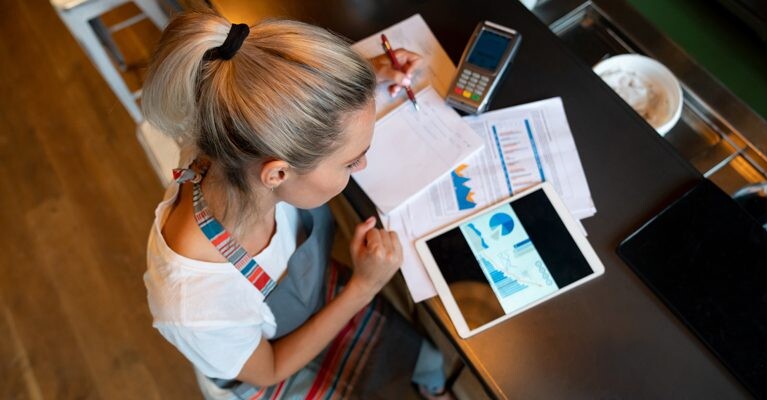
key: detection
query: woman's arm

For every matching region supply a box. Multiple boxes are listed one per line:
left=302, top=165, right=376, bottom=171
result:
left=236, top=217, right=402, bottom=387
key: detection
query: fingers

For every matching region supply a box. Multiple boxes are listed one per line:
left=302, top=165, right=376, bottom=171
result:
left=365, top=226, right=383, bottom=249
left=393, top=48, right=423, bottom=69
left=391, top=48, right=421, bottom=85
left=388, top=83, right=402, bottom=97
left=394, top=48, right=423, bottom=78
left=364, top=228, right=393, bottom=266
left=387, top=51, right=422, bottom=98
left=377, top=228, right=394, bottom=253
left=348, top=226, right=402, bottom=293
left=373, top=48, right=423, bottom=92
left=381, top=69, right=409, bottom=88
left=350, top=217, right=377, bottom=253
left=362, top=226, right=400, bottom=260
left=368, top=229, right=401, bottom=263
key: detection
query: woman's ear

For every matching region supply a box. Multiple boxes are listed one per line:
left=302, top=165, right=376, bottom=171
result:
left=259, top=159, right=291, bottom=190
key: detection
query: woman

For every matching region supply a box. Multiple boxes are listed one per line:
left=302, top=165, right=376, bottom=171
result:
left=142, top=10, right=451, bottom=399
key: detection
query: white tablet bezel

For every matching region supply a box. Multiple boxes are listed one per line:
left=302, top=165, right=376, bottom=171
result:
left=414, top=182, right=605, bottom=338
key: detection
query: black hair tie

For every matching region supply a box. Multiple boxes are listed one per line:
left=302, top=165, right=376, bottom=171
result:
left=204, top=23, right=250, bottom=61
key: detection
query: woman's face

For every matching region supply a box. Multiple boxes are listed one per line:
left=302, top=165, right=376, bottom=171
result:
left=277, top=100, right=376, bottom=209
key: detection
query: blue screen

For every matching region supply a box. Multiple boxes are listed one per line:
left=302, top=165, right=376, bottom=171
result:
left=467, top=30, right=511, bottom=71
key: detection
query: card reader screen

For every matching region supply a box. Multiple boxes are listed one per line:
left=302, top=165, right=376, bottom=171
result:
left=425, top=189, right=593, bottom=330
left=467, top=29, right=511, bottom=71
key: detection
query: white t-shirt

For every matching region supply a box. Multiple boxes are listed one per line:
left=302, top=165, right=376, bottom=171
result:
left=144, top=182, right=303, bottom=379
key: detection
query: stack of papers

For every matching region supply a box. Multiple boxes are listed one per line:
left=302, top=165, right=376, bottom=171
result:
left=351, top=15, right=597, bottom=302
left=352, top=87, right=484, bottom=214
left=352, top=15, right=483, bottom=214
left=390, top=98, right=596, bottom=302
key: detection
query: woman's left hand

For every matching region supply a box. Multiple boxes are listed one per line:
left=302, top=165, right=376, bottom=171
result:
left=370, top=49, right=423, bottom=97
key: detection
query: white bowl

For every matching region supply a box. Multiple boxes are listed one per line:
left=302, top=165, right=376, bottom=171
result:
left=593, top=54, right=683, bottom=136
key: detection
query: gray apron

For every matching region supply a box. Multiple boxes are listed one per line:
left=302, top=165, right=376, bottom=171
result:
left=266, top=205, right=334, bottom=338
left=213, top=205, right=421, bottom=399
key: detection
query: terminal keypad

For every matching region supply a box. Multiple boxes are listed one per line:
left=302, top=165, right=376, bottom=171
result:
left=454, top=68, right=489, bottom=102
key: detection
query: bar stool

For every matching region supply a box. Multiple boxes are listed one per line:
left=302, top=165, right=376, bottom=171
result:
left=51, top=0, right=171, bottom=122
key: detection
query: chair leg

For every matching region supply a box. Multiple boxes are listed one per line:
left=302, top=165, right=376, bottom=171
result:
left=67, top=18, right=143, bottom=122
left=89, top=16, right=127, bottom=71
left=133, top=0, right=169, bottom=28
left=159, top=0, right=184, bottom=12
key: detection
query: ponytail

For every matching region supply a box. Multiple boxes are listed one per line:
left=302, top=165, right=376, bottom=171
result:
left=141, top=10, right=376, bottom=232
left=142, top=11, right=230, bottom=142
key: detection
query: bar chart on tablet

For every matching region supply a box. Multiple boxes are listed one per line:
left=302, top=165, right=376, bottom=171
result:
left=479, top=256, right=528, bottom=297
left=459, top=203, right=558, bottom=313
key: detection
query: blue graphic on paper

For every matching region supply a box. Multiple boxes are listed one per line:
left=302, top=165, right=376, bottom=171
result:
left=451, top=165, right=477, bottom=210
left=451, top=171, right=476, bottom=210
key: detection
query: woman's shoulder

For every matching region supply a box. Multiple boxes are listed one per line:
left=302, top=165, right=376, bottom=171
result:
left=145, top=233, right=271, bottom=326
left=146, top=184, right=259, bottom=325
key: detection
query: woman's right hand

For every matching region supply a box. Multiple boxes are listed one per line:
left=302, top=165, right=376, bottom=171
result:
left=370, top=48, right=423, bottom=97
left=348, top=217, right=403, bottom=299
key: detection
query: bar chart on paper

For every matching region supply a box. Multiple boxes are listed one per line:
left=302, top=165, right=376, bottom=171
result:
left=423, top=118, right=543, bottom=220
left=451, top=164, right=478, bottom=210
left=491, top=118, right=546, bottom=195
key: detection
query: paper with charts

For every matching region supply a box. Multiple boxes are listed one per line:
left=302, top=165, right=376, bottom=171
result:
left=389, top=97, right=596, bottom=302
left=459, top=203, right=558, bottom=313
left=352, top=14, right=456, bottom=119
left=352, top=86, right=484, bottom=214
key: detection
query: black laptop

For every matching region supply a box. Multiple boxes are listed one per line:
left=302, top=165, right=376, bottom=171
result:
left=618, top=179, right=767, bottom=399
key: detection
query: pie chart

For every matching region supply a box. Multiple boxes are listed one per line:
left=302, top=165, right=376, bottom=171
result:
left=489, top=212, right=514, bottom=236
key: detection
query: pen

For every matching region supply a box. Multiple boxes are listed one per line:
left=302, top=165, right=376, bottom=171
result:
left=380, top=34, right=420, bottom=111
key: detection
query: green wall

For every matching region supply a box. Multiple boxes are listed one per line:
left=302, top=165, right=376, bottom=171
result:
left=625, top=0, right=767, bottom=120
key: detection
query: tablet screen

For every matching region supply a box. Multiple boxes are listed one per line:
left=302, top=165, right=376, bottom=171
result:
left=425, top=189, right=594, bottom=330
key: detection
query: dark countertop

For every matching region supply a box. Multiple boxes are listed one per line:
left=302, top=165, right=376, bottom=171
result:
left=209, top=0, right=751, bottom=397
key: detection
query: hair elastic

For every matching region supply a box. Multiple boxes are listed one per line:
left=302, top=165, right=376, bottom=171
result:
left=204, top=23, right=250, bottom=61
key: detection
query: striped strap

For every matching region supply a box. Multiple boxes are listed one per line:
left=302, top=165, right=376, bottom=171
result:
left=174, top=166, right=277, bottom=297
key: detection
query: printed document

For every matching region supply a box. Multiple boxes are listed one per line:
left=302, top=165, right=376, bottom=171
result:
left=352, top=14, right=456, bottom=119
left=390, top=97, right=596, bottom=302
left=353, top=86, right=484, bottom=214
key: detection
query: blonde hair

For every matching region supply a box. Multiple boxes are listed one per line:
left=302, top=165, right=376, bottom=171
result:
left=142, top=11, right=375, bottom=232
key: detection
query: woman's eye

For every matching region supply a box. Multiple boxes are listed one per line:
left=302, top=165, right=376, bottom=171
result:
left=347, top=158, right=362, bottom=169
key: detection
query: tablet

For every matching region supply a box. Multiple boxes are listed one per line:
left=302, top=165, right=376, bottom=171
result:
left=415, top=182, right=604, bottom=338
left=617, top=179, right=767, bottom=398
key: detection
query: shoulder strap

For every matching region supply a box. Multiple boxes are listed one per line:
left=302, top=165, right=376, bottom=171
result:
left=174, top=166, right=277, bottom=297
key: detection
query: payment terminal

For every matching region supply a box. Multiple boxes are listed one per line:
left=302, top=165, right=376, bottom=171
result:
left=446, top=21, right=522, bottom=114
